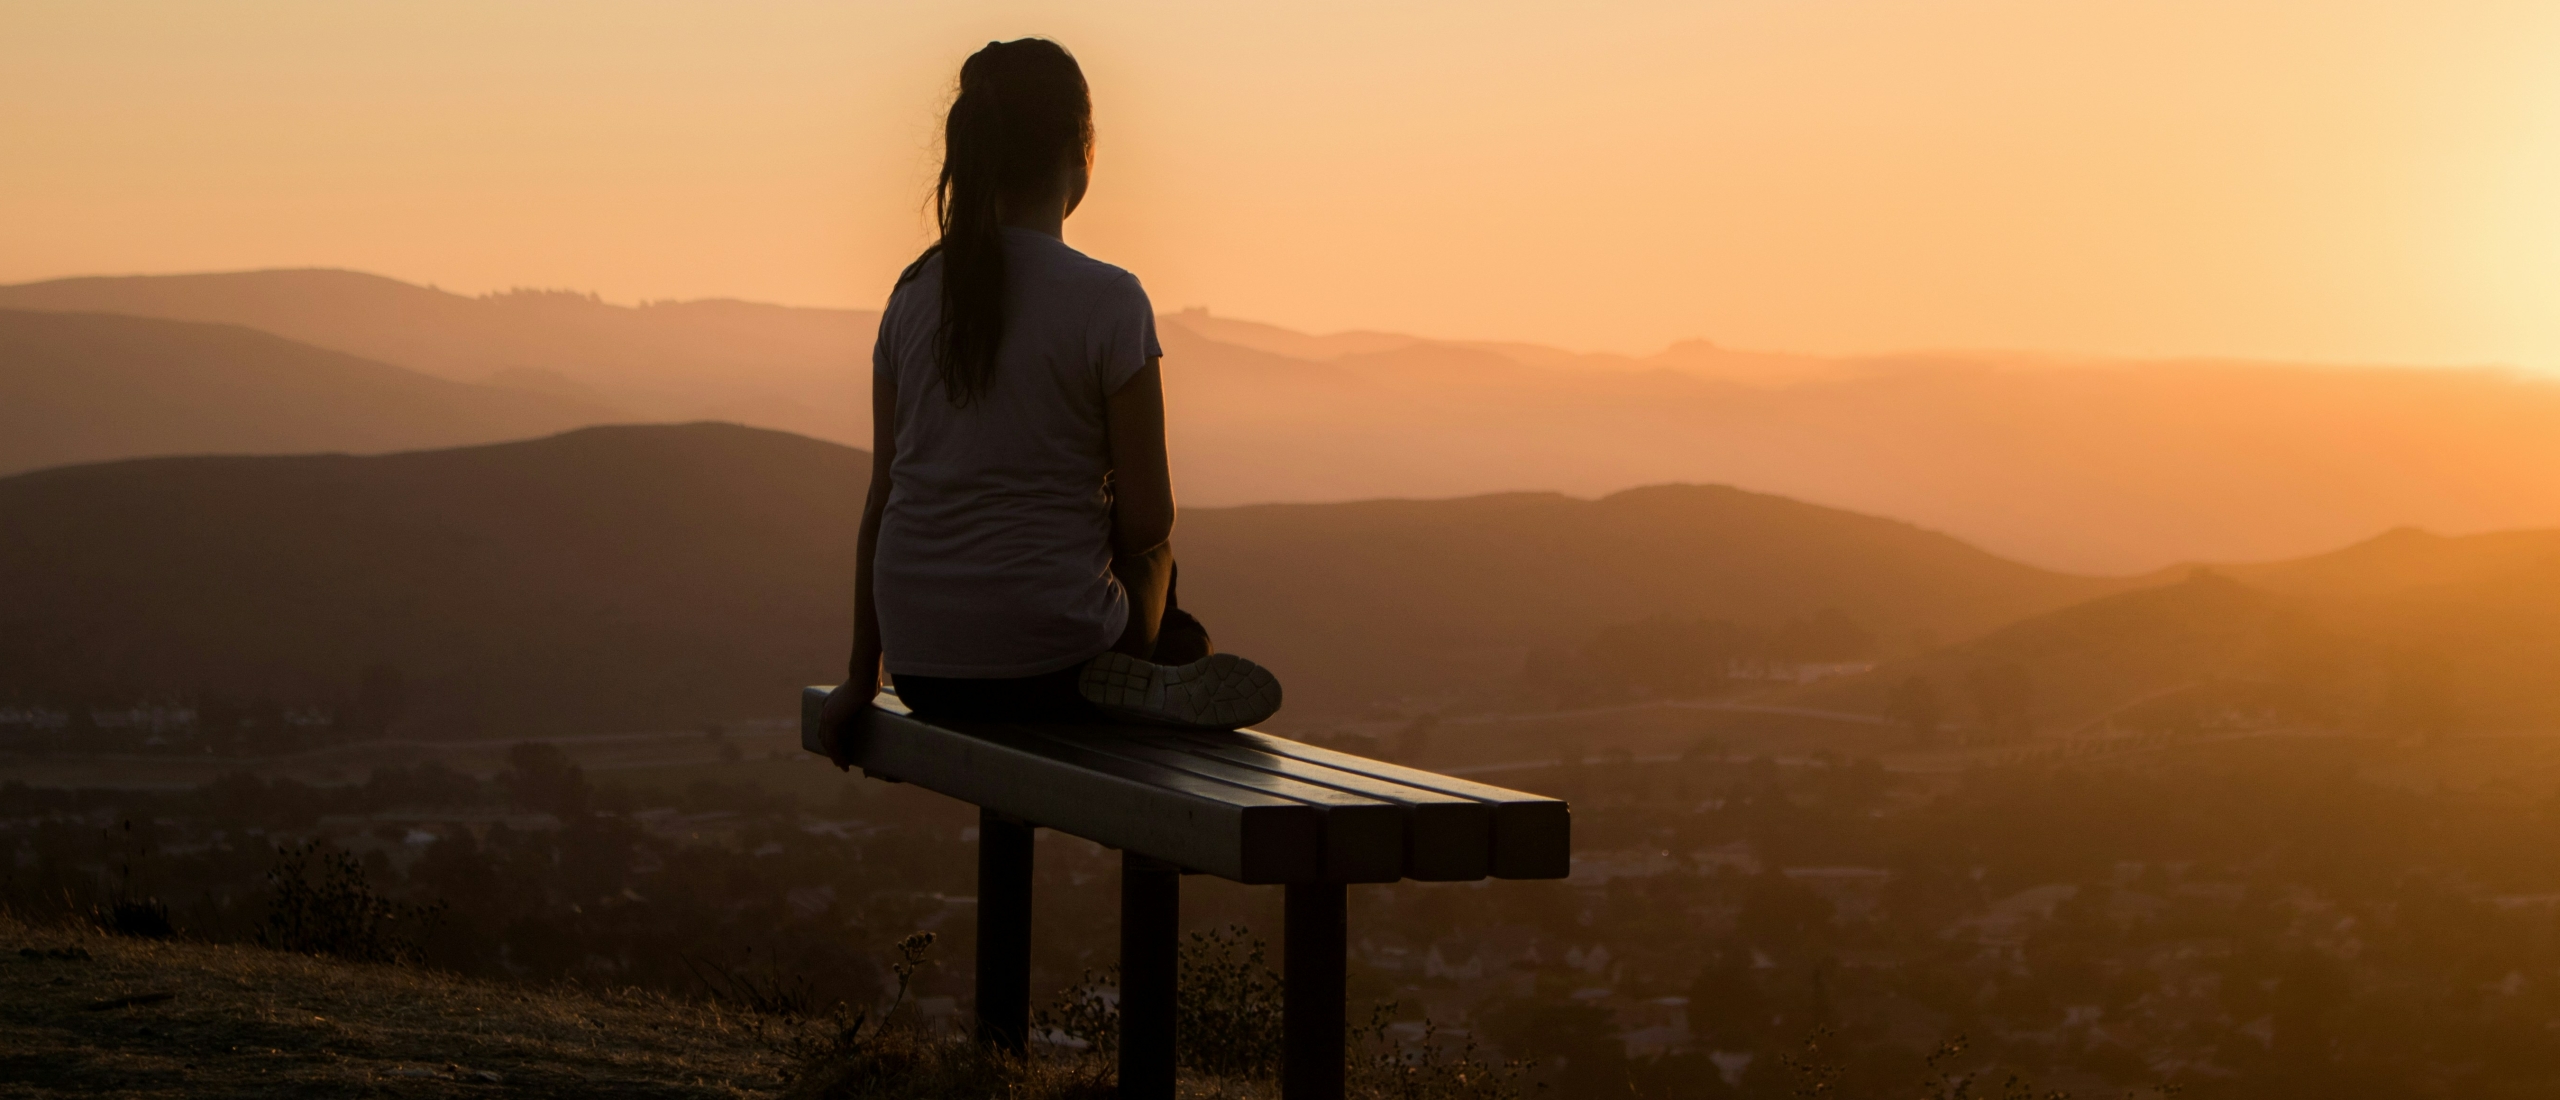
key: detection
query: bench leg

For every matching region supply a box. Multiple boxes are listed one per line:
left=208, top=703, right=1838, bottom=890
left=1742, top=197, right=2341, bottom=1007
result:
left=1284, top=882, right=1347, bottom=1100
left=975, top=809, right=1034, bottom=1054
left=1120, top=854, right=1180, bottom=1100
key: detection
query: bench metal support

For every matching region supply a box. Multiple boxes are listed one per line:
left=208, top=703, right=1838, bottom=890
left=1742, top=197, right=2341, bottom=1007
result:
left=975, top=809, right=1035, bottom=1053
left=1284, top=882, right=1347, bottom=1100
left=1120, top=854, right=1181, bottom=1100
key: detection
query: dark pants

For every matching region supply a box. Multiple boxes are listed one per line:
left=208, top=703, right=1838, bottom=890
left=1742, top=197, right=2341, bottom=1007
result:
left=895, top=566, right=1212, bottom=724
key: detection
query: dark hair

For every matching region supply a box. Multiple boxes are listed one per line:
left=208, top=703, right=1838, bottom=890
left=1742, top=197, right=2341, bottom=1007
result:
left=912, top=38, right=1093, bottom=407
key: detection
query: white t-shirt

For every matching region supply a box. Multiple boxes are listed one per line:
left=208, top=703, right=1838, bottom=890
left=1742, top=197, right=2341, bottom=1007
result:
left=872, top=229, right=1163, bottom=678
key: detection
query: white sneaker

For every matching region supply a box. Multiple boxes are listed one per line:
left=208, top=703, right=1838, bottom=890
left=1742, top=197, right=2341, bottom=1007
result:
left=1079, top=651, right=1283, bottom=730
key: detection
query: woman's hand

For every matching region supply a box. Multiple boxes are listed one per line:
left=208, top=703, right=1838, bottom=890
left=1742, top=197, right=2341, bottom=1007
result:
left=817, top=679, right=877, bottom=771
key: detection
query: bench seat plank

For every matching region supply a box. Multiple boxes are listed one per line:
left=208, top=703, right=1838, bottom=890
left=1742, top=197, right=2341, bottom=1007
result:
left=813, top=690, right=1323, bottom=883
left=1147, top=735, right=1492, bottom=882
left=1185, top=730, right=1572, bottom=880
left=1063, top=737, right=1408, bottom=883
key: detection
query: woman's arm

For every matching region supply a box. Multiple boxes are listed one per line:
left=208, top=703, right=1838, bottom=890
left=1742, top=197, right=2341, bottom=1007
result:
left=849, top=368, right=896, bottom=688
left=820, top=369, right=897, bottom=764
left=1105, top=358, right=1175, bottom=658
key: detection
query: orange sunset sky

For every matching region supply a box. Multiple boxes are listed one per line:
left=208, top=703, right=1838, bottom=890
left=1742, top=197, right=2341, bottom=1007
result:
left=5, top=0, right=2558, bottom=371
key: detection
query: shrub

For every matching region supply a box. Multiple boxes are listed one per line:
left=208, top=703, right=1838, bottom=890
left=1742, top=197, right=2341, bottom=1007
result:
left=760, top=931, right=937, bottom=1064
left=256, top=840, right=444, bottom=964
left=1037, top=925, right=1530, bottom=1099
left=1348, top=1005, right=1533, bottom=1100
left=778, top=931, right=1115, bottom=1100
left=1179, top=925, right=1286, bottom=1078
left=92, top=896, right=173, bottom=940
left=92, top=818, right=175, bottom=939
left=1038, top=964, right=1122, bottom=1059
left=1039, top=924, right=1285, bottom=1075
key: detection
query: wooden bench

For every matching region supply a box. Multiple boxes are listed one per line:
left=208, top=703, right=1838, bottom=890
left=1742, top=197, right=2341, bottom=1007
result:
left=801, top=687, right=1571, bottom=1100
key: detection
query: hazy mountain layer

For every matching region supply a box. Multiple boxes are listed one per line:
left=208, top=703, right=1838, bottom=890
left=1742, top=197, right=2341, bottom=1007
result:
left=13, top=269, right=2560, bottom=571
left=0, top=269, right=874, bottom=445
left=0, top=310, right=610, bottom=476
left=1155, top=316, right=2560, bottom=573
left=0, top=424, right=2111, bottom=735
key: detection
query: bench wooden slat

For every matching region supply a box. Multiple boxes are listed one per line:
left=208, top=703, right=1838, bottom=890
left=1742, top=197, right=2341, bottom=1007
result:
left=1061, top=737, right=1407, bottom=883
left=1149, top=735, right=1492, bottom=882
left=812, top=690, right=1322, bottom=883
left=1189, top=730, right=1572, bottom=880
left=801, top=686, right=1570, bottom=883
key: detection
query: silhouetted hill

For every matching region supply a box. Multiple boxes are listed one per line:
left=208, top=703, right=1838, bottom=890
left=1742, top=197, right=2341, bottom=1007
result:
left=2215, top=526, right=2560, bottom=601
left=0, top=425, right=2109, bottom=734
left=1793, top=529, right=2560, bottom=737
left=2244, top=528, right=2560, bottom=730
left=1825, top=573, right=2311, bottom=731
left=0, top=269, right=874, bottom=443
left=0, top=310, right=612, bottom=476
left=1176, top=484, right=2116, bottom=709
left=0, top=424, right=866, bottom=735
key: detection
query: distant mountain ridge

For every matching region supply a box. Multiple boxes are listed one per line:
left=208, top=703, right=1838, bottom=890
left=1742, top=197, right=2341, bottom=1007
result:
left=0, top=269, right=875, bottom=444
left=0, top=309, right=610, bottom=476
left=0, top=424, right=2115, bottom=734
left=14, top=268, right=2560, bottom=571
left=1152, top=316, right=2560, bottom=572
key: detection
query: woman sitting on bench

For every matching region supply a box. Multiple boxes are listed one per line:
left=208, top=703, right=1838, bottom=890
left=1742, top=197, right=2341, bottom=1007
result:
left=821, top=37, right=1283, bottom=737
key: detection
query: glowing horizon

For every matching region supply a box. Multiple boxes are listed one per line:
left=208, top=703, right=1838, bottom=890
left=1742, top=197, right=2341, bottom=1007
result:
left=5, top=1, right=2558, bottom=371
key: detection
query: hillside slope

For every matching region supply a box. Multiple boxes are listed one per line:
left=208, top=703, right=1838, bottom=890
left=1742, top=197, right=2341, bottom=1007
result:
left=1791, top=528, right=2560, bottom=737
left=0, top=425, right=2108, bottom=733
left=2245, top=529, right=2560, bottom=730
left=0, top=310, right=613, bottom=476
left=0, top=916, right=783, bottom=1098
left=2213, top=525, right=2560, bottom=601
left=1177, top=484, right=2111, bottom=708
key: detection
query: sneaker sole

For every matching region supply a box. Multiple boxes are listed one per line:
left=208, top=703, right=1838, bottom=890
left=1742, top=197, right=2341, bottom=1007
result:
left=1079, top=652, right=1283, bottom=730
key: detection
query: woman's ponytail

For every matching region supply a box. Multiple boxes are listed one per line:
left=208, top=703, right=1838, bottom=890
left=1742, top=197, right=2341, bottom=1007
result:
left=924, top=39, right=1093, bottom=407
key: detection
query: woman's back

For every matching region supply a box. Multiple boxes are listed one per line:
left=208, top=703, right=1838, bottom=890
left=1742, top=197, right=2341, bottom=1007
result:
left=872, top=228, right=1162, bottom=678
left=820, top=35, right=1276, bottom=736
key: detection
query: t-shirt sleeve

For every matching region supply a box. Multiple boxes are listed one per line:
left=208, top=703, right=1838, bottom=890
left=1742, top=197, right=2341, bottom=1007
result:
left=1092, top=271, right=1161, bottom=396
left=872, top=286, right=901, bottom=379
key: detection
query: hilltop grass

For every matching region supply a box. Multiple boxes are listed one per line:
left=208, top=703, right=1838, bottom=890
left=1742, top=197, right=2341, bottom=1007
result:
left=0, top=915, right=1299, bottom=1100
left=0, top=913, right=790, bottom=1098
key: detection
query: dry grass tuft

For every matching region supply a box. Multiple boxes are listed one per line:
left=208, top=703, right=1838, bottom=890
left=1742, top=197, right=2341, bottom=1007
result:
left=774, top=1026, right=1111, bottom=1100
left=774, top=1027, right=1286, bottom=1100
